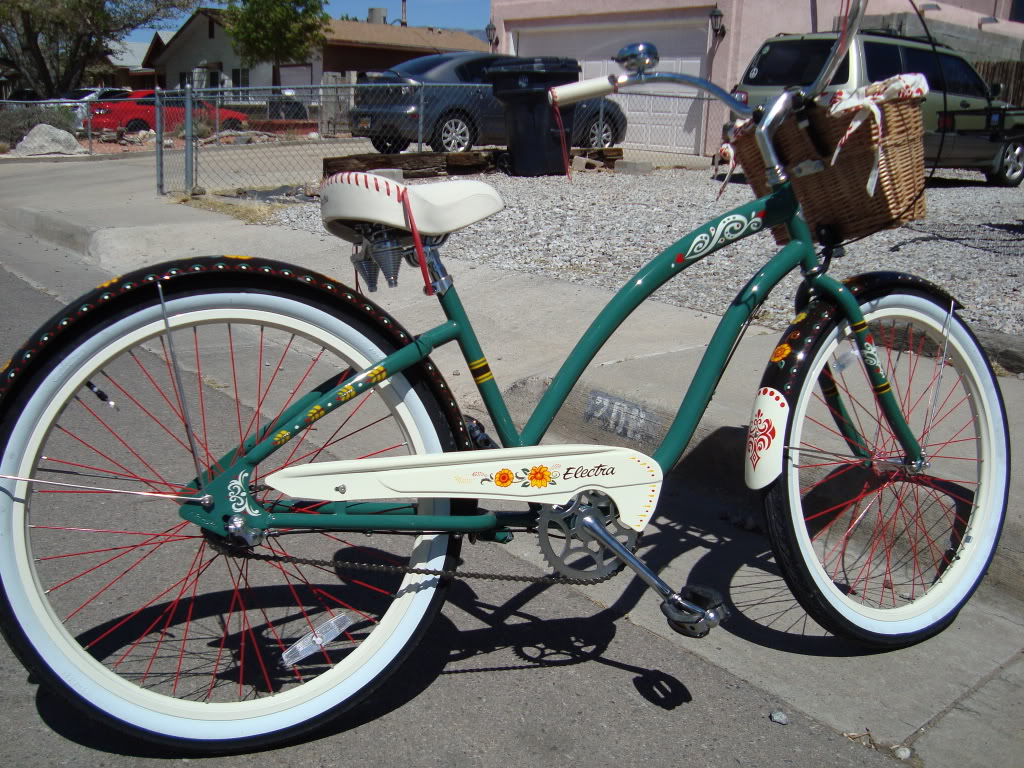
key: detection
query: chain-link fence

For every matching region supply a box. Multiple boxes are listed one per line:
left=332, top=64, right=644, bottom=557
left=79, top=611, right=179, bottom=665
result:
left=150, top=83, right=718, bottom=194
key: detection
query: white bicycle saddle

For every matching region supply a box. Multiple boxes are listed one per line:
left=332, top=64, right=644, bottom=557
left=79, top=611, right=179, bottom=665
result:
left=321, top=171, right=504, bottom=244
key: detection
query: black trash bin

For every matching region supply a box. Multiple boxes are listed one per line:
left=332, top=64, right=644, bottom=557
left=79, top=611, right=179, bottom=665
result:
left=484, top=58, right=581, bottom=176
left=268, top=93, right=309, bottom=120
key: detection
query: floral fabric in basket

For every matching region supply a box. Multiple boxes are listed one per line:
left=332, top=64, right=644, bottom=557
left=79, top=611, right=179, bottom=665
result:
left=825, top=73, right=929, bottom=195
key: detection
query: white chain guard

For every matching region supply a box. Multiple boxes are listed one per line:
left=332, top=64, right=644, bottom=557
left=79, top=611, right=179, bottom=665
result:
left=265, top=444, right=663, bottom=532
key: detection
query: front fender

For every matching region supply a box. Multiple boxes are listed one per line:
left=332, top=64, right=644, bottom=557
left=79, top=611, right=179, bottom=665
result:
left=744, top=271, right=962, bottom=490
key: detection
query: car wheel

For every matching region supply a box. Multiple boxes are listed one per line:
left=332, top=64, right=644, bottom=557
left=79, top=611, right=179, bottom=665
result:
left=430, top=114, right=475, bottom=153
left=221, top=118, right=242, bottom=131
left=125, top=118, right=149, bottom=133
left=984, top=141, right=1024, bottom=187
left=581, top=117, right=617, bottom=148
left=371, top=136, right=412, bottom=154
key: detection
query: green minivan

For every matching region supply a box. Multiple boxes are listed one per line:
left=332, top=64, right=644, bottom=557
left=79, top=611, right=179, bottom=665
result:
left=732, top=31, right=1024, bottom=186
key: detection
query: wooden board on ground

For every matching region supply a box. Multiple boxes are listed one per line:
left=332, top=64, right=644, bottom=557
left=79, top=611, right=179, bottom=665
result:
left=322, top=147, right=624, bottom=179
left=323, top=151, right=497, bottom=179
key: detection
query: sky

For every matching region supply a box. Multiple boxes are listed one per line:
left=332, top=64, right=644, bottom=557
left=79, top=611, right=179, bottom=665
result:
left=127, top=1, right=492, bottom=43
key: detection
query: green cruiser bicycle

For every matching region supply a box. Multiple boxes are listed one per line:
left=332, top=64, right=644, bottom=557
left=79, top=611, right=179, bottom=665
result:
left=0, top=0, right=1009, bottom=752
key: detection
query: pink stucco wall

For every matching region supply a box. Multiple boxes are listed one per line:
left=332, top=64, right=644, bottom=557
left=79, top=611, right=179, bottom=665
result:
left=491, top=0, right=1024, bottom=155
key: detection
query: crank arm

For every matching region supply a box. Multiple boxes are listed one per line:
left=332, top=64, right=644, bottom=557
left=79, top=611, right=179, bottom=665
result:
left=576, top=512, right=727, bottom=638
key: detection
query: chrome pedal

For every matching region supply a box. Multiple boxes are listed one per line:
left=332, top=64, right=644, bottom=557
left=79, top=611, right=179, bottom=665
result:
left=660, top=585, right=728, bottom=639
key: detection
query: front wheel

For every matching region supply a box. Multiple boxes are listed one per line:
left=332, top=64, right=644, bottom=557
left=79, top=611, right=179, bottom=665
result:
left=0, top=258, right=460, bottom=751
left=765, top=289, right=1009, bottom=648
left=984, top=141, right=1024, bottom=187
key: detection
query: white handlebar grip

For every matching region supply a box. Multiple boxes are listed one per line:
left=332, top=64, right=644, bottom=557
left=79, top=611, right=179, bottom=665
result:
left=548, top=75, right=618, bottom=106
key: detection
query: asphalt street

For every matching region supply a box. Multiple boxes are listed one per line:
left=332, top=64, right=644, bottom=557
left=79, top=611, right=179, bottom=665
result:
left=0, top=236, right=904, bottom=768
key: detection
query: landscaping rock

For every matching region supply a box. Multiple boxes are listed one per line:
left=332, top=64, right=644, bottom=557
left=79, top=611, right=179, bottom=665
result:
left=12, top=124, right=86, bottom=156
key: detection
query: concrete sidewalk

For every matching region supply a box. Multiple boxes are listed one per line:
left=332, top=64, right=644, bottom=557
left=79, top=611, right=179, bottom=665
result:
left=0, top=155, right=1021, bottom=767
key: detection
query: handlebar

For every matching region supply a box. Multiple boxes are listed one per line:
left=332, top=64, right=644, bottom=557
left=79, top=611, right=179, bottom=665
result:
left=548, top=0, right=869, bottom=187
left=549, top=71, right=752, bottom=119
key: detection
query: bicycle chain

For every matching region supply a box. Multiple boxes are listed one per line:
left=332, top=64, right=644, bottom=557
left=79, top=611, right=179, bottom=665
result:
left=210, top=537, right=609, bottom=586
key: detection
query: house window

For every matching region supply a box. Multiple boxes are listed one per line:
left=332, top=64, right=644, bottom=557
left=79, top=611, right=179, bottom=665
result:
left=178, top=71, right=192, bottom=89
left=209, top=17, right=215, bottom=38
left=208, top=70, right=220, bottom=88
left=231, top=67, right=250, bottom=99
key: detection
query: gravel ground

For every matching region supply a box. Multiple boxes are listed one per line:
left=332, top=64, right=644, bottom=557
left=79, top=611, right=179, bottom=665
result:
left=269, top=167, right=1023, bottom=336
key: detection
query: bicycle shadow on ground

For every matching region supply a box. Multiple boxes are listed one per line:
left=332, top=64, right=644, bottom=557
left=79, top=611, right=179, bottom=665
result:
left=32, top=429, right=867, bottom=756
left=33, top=576, right=693, bottom=757
left=612, top=425, right=875, bottom=658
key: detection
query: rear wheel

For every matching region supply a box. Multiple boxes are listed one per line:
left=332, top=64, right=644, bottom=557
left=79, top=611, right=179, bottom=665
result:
left=767, top=290, right=1009, bottom=647
left=0, top=264, right=458, bottom=750
left=580, top=117, right=616, bottom=148
left=430, top=114, right=475, bottom=153
left=984, top=141, right=1024, bottom=187
left=125, top=118, right=149, bottom=132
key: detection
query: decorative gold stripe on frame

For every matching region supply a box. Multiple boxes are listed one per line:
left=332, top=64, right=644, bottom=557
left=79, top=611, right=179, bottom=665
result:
left=872, top=382, right=892, bottom=395
left=474, top=371, right=494, bottom=384
left=468, top=357, right=488, bottom=370
left=851, top=320, right=868, bottom=332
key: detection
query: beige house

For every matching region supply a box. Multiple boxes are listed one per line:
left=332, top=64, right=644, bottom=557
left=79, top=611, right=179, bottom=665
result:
left=490, top=0, right=1024, bottom=156
left=148, top=8, right=487, bottom=92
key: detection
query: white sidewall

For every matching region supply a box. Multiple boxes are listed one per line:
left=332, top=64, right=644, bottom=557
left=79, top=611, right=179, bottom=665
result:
left=785, top=295, right=1007, bottom=635
left=0, top=293, right=449, bottom=741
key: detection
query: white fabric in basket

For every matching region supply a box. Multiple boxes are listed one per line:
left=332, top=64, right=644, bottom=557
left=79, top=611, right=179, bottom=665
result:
left=823, top=73, right=929, bottom=195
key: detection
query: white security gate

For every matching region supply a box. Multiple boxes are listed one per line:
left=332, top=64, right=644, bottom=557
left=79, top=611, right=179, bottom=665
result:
left=512, top=16, right=709, bottom=156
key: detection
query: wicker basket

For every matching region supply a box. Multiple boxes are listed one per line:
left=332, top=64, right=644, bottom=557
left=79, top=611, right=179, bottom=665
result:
left=731, top=98, right=926, bottom=244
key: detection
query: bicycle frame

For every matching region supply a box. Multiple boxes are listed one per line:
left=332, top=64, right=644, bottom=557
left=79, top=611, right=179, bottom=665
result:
left=180, top=179, right=923, bottom=537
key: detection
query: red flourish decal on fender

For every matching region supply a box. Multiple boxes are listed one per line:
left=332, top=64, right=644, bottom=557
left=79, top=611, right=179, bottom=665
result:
left=747, top=409, right=776, bottom=470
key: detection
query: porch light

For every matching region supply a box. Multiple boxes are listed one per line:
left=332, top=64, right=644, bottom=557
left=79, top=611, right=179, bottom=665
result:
left=485, top=20, right=498, bottom=48
left=710, top=7, right=726, bottom=39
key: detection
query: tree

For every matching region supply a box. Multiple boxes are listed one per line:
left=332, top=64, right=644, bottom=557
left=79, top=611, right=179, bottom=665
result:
left=0, top=1, right=199, bottom=98
left=222, top=0, right=330, bottom=87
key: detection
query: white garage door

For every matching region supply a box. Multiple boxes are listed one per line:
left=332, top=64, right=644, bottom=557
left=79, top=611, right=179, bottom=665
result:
left=513, top=17, right=708, bottom=156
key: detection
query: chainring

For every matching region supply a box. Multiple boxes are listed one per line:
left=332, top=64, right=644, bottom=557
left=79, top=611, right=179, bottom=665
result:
left=537, top=491, right=639, bottom=583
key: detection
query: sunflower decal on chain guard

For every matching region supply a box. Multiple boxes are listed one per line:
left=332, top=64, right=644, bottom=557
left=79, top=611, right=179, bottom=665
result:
left=482, top=465, right=558, bottom=489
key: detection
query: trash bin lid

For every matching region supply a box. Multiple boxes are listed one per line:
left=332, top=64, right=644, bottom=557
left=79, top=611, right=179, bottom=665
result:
left=484, top=57, right=581, bottom=77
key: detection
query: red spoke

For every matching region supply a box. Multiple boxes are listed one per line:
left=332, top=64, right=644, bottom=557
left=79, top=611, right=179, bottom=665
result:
left=130, top=350, right=184, bottom=424
left=236, top=559, right=275, bottom=696
left=238, top=560, right=305, bottom=685
left=38, top=456, right=195, bottom=492
left=206, top=559, right=244, bottom=701
left=227, top=325, right=245, bottom=452
left=55, top=425, right=172, bottom=493
left=32, top=525, right=200, bottom=537
left=192, top=327, right=219, bottom=477
left=61, top=522, right=192, bottom=621
left=241, top=328, right=267, bottom=443
left=100, top=372, right=199, bottom=459
left=136, top=540, right=211, bottom=682
left=84, top=550, right=220, bottom=650
left=173, top=541, right=209, bottom=694
left=74, top=399, right=175, bottom=493
left=37, top=538, right=198, bottom=561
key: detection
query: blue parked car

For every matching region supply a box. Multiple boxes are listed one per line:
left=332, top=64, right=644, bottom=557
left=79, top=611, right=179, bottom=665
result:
left=351, top=51, right=627, bottom=153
